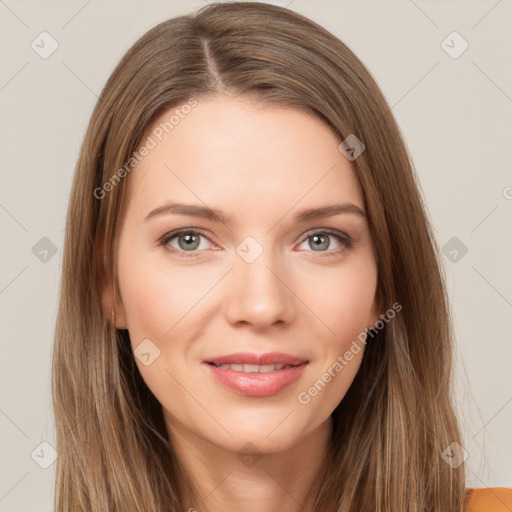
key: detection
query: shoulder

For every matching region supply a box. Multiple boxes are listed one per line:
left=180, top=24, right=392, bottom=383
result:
left=465, top=487, right=512, bottom=511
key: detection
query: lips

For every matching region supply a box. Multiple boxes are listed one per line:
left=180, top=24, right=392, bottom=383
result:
left=202, top=352, right=309, bottom=397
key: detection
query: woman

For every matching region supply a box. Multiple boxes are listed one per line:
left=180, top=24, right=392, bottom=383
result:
left=52, top=2, right=511, bottom=511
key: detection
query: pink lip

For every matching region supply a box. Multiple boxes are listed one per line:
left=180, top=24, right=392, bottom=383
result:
left=202, top=352, right=308, bottom=397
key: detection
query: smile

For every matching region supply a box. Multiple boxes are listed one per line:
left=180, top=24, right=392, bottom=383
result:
left=202, top=354, right=308, bottom=397
left=208, top=362, right=296, bottom=373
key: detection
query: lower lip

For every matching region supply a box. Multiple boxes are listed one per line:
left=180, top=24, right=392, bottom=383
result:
left=203, top=363, right=307, bottom=397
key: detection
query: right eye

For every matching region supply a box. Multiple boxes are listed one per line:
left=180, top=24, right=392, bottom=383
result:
left=159, top=229, right=216, bottom=256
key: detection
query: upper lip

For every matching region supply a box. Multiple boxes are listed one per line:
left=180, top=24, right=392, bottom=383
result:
left=204, top=352, right=308, bottom=366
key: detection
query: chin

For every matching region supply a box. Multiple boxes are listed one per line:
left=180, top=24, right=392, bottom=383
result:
left=216, top=427, right=304, bottom=456
left=216, top=408, right=319, bottom=452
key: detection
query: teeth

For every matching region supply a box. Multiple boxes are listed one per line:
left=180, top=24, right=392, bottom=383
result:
left=214, top=363, right=290, bottom=372
left=259, top=364, right=277, bottom=373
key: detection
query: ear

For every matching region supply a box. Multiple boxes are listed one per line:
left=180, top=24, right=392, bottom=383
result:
left=100, top=252, right=128, bottom=330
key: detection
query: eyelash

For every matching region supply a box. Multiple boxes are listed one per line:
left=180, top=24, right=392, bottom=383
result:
left=158, top=228, right=353, bottom=259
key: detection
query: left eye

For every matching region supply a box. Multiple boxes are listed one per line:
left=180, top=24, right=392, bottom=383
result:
left=297, top=231, right=348, bottom=252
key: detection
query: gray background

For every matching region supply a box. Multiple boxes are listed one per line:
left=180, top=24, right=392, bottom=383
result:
left=1, top=1, right=511, bottom=510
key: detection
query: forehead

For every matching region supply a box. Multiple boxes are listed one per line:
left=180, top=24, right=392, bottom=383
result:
left=124, top=94, right=364, bottom=223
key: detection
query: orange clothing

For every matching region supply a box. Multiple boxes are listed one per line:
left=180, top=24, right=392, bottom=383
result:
left=466, top=488, right=512, bottom=511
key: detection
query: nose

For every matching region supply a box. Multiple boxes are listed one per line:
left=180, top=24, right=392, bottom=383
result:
left=223, top=245, right=296, bottom=331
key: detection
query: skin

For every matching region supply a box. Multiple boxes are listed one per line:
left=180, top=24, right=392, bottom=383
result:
left=105, top=94, right=382, bottom=511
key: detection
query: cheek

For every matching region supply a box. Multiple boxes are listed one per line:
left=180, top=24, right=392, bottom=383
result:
left=117, top=250, right=218, bottom=341
left=299, top=256, right=378, bottom=343
left=116, top=254, right=218, bottom=427
left=290, top=258, right=377, bottom=412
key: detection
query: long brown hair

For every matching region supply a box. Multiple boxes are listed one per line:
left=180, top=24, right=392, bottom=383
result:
left=52, top=2, right=466, bottom=510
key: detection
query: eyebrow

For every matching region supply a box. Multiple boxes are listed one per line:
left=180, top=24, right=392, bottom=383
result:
left=145, top=201, right=366, bottom=224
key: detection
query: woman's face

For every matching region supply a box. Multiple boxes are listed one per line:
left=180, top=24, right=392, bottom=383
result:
left=110, top=94, right=380, bottom=454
